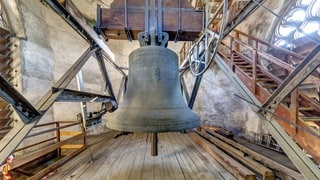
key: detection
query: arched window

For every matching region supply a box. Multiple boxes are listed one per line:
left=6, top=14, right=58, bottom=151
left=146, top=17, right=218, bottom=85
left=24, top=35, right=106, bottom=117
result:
left=274, top=0, right=320, bottom=48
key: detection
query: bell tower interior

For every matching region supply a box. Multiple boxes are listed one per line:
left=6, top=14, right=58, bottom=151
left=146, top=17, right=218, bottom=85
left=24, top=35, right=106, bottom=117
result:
left=0, top=0, right=319, bottom=179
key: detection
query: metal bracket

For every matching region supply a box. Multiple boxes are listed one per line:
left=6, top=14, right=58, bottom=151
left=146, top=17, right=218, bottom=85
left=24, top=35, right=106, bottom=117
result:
left=0, top=75, right=40, bottom=124
left=143, top=0, right=149, bottom=43
left=124, top=0, right=133, bottom=41
left=157, top=0, right=163, bottom=43
left=174, top=30, right=183, bottom=43
left=94, top=4, right=102, bottom=35
left=174, top=0, right=182, bottom=42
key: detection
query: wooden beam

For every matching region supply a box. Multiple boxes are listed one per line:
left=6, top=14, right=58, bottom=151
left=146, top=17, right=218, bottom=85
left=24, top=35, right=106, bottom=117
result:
left=195, top=130, right=274, bottom=180
left=201, top=127, right=304, bottom=179
left=100, top=0, right=203, bottom=41
left=190, top=133, right=256, bottom=180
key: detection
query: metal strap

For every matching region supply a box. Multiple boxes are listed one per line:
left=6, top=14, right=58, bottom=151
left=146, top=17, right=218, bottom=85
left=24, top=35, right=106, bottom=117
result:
left=174, top=0, right=182, bottom=42
left=157, top=0, right=163, bottom=42
left=124, top=0, right=133, bottom=41
left=144, top=0, right=149, bottom=42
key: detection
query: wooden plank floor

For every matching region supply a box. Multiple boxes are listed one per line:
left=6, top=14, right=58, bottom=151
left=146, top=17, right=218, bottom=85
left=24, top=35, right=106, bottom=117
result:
left=50, top=131, right=235, bottom=180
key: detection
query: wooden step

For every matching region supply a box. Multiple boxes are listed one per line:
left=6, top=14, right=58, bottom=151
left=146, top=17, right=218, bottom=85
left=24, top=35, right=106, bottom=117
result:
left=0, top=34, right=10, bottom=42
left=299, top=117, right=320, bottom=122
left=0, top=109, right=12, bottom=117
left=0, top=43, right=11, bottom=54
left=0, top=66, right=12, bottom=74
left=0, top=127, right=12, bottom=140
left=0, top=28, right=10, bottom=36
left=260, top=83, right=279, bottom=88
left=0, top=53, right=12, bottom=62
left=238, top=65, right=252, bottom=69
left=257, top=78, right=274, bottom=82
left=299, top=107, right=314, bottom=111
left=0, top=101, right=10, bottom=109
left=234, top=61, right=249, bottom=65
left=0, top=73, right=13, bottom=81
left=233, top=57, right=244, bottom=61
left=0, top=117, right=12, bottom=127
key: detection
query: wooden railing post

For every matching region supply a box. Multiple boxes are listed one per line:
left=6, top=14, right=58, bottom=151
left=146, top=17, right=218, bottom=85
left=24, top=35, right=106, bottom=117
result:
left=230, top=37, right=235, bottom=72
left=235, top=31, right=240, bottom=51
left=55, top=122, right=61, bottom=156
left=290, top=88, right=299, bottom=134
left=252, top=48, right=258, bottom=95
left=284, top=54, right=289, bottom=77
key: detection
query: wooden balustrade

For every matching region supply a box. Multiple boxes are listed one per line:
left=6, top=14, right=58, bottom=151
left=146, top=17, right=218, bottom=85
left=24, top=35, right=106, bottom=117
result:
left=217, top=29, right=320, bottom=163
left=6, top=120, right=86, bottom=180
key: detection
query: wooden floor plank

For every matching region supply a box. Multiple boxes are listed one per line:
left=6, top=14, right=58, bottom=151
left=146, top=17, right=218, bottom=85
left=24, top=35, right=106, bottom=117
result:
left=180, top=133, right=228, bottom=180
left=52, top=131, right=118, bottom=179
left=161, top=132, right=186, bottom=180
left=126, top=133, right=148, bottom=180
left=50, top=131, right=235, bottom=180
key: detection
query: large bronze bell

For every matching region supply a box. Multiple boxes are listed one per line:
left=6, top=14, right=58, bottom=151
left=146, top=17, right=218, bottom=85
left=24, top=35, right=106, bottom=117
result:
left=107, top=45, right=199, bottom=133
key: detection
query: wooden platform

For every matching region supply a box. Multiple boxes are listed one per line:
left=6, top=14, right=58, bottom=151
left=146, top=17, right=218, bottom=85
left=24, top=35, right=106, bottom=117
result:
left=49, top=131, right=235, bottom=180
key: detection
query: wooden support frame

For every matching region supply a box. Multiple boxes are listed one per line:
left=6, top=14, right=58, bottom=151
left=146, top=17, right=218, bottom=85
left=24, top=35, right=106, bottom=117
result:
left=99, top=0, right=203, bottom=41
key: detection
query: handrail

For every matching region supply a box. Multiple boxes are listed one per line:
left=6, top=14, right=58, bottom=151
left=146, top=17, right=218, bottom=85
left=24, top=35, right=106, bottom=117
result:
left=231, top=38, right=297, bottom=72
left=257, top=51, right=295, bottom=72
left=28, top=122, right=80, bottom=138
left=15, top=121, right=84, bottom=155
left=233, top=29, right=304, bottom=60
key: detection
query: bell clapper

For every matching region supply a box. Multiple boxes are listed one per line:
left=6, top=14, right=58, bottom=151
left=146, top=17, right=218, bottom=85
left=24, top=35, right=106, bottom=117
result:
left=151, top=133, right=158, bottom=156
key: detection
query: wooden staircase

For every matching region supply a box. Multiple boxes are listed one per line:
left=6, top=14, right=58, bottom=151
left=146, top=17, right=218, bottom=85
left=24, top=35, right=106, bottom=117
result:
left=218, top=29, right=320, bottom=164
left=0, top=27, right=13, bottom=140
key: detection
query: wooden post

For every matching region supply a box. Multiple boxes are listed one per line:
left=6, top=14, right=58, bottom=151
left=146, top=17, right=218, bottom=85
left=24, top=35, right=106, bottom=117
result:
left=290, top=88, right=299, bottom=134
left=151, top=133, right=158, bottom=156
left=235, top=31, right=240, bottom=51
left=230, top=37, right=235, bottom=72
left=252, top=49, right=257, bottom=95
left=55, top=122, right=61, bottom=157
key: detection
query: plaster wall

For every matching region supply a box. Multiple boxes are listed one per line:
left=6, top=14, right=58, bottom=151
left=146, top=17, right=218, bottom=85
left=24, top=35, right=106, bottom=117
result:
left=185, top=64, right=268, bottom=138
left=11, top=0, right=55, bottom=149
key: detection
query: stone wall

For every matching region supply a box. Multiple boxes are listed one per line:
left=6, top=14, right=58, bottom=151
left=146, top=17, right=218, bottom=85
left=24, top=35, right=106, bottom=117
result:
left=236, top=0, right=289, bottom=43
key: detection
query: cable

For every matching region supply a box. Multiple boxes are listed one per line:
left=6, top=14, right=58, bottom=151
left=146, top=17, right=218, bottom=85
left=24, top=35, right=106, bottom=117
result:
left=102, top=53, right=127, bottom=77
